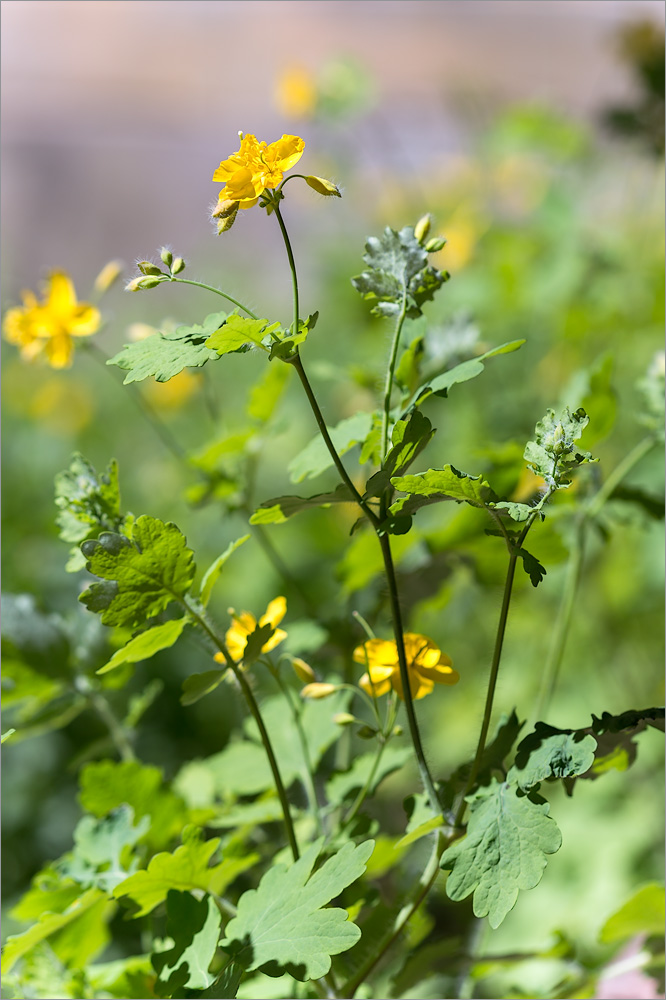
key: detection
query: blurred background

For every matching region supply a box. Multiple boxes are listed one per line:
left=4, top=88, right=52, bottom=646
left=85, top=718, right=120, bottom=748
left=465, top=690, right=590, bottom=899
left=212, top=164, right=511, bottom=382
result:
left=2, top=2, right=664, bottom=998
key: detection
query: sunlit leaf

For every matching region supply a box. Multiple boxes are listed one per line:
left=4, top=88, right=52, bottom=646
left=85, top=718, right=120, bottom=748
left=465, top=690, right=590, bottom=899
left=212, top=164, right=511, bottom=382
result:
left=108, top=312, right=225, bottom=383
left=97, top=618, right=189, bottom=674
left=151, top=891, right=221, bottom=994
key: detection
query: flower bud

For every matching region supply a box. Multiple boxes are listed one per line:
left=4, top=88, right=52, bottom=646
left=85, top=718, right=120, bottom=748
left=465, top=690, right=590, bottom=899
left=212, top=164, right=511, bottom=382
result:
left=160, top=247, right=173, bottom=267
left=425, top=236, right=447, bottom=253
left=333, top=712, right=356, bottom=726
left=300, top=682, right=337, bottom=699
left=213, top=197, right=238, bottom=219
left=357, top=724, right=378, bottom=740
left=414, top=214, right=432, bottom=244
left=137, top=261, right=163, bottom=276
left=392, top=725, right=403, bottom=736
left=291, top=657, right=315, bottom=684
left=130, top=276, right=162, bottom=290
left=94, top=259, right=123, bottom=293
left=171, top=257, right=186, bottom=274
left=305, top=175, right=341, bottom=198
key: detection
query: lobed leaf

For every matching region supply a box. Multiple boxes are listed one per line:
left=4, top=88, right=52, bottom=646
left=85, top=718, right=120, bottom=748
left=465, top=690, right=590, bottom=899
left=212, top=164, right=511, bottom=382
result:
left=441, top=779, right=562, bottom=928
left=510, top=726, right=598, bottom=791
left=351, top=225, right=447, bottom=318
left=58, top=805, right=150, bottom=892
left=250, top=484, right=355, bottom=525
left=108, top=312, right=226, bottom=383
left=80, top=515, right=195, bottom=628
left=205, top=315, right=279, bottom=355
left=222, top=838, right=374, bottom=980
left=364, top=410, right=435, bottom=498
left=55, top=454, right=124, bottom=570
left=151, top=891, right=222, bottom=994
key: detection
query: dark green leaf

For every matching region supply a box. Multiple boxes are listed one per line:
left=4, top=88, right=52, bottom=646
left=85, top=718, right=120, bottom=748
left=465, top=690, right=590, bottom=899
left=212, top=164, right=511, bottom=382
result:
left=108, top=312, right=226, bottom=383
left=180, top=670, right=227, bottom=707
left=152, top=891, right=221, bottom=994
left=288, top=412, right=373, bottom=483
left=364, top=410, right=435, bottom=497
left=389, top=465, right=499, bottom=522
left=412, top=340, right=525, bottom=407
left=250, top=484, right=355, bottom=525
left=441, top=780, right=561, bottom=928
left=510, top=726, right=597, bottom=791
left=187, top=961, right=243, bottom=999
left=80, top=516, right=195, bottom=628
left=222, top=839, right=374, bottom=980
left=241, top=623, right=275, bottom=666
left=516, top=547, right=547, bottom=587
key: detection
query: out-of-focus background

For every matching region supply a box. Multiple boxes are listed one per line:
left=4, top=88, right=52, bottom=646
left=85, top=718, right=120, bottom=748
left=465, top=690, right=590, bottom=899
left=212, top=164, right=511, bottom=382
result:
left=2, top=3, right=664, bottom=999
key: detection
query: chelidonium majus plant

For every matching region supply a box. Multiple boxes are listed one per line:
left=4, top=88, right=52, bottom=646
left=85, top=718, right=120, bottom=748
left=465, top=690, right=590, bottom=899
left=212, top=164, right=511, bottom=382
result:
left=2, top=131, right=664, bottom=1000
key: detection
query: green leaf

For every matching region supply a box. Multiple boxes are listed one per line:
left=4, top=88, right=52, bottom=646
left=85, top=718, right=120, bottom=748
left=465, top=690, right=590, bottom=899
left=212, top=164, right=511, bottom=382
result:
left=412, top=340, right=525, bottom=407
left=55, top=454, right=124, bottom=570
left=222, top=839, right=374, bottom=980
left=192, top=961, right=243, bottom=999
left=562, top=353, right=617, bottom=447
left=250, top=484, right=354, bottom=525
left=516, top=547, right=547, bottom=587
left=58, top=805, right=150, bottom=891
left=1, top=888, right=107, bottom=974
left=394, top=814, right=445, bottom=849
left=247, top=362, right=290, bottom=423
left=510, top=726, right=598, bottom=791
left=80, top=516, right=195, bottom=628
left=241, top=623, right=275, bottom=666
left=441, top=779, right=562, bottom=928
left=180, top=669, right=227, bottom=707
left=114, top=827, right=257, bottom=917
left=364, top=410, right=435, bottom=497
left=389, top=465, right=499, bottom=522
left=1, top=728, right=16, bottom=743
left=491, top=501, right=538, bottom=522
left=351, top=225, right=447, bottom=318
left=205, top=315, right=279, bottom=355
left=97, top=618, right=189, bottom=674
left=326, top=744, right=412, bottom=805
left=288, top=412, right=373, bottom=483
left=151, top=891, right=222, bottom=994
left=199, top=536, right=250, bottom=607
left=78, top=760, right=187, bottom=851
left=108, top=312, right=226, bottom=383
left=599, top=883, right=665, bottom=943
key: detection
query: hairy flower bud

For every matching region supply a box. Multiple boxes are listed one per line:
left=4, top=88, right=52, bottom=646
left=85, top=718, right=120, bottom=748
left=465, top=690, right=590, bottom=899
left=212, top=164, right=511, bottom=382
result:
left=425, top=236, right=447, bottom=253
left=305, top=175, right=341, bottom=198
left=137, top=261, right=163, bottom=276
left=160, top=247, right=174, bottom=267
left=171, top=257, right=186, bottom=274
left=127, top=276, right=162, bottom=291
left=414, top=214, right=432, bottom=244
left=291, top=657, right=315, bottom=684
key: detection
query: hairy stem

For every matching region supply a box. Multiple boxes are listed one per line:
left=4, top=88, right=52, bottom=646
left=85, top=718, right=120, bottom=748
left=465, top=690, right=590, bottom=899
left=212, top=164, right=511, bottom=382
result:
left=166, top=276, right=258, bottom=318
left=381, top=293, right=408, bottom=463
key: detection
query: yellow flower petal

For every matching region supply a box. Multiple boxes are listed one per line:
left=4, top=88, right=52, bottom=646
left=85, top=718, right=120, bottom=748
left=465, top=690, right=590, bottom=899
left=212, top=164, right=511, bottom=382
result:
left=260, top=596, right=287, bottom=629
left=359, top=669, right=392, bottom=699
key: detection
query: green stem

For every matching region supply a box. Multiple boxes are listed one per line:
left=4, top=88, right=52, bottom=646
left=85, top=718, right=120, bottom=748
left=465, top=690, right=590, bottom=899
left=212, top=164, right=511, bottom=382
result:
left=166, top=276, right=258, bottom=318
left=341, top=829, right=449, bottom=997
left=341, top=737, right=386, bottom=829
left=272, top=203, right=300, bottom=336
left=535, top=433, right=657, bottom=720
left=273, top=670, right=324, bottom=836
left=78, top=679, right=136, bottom=762
left=182, top=599, right=300, bottom=861
left=378, top=533, right=442, bottom=817
left=381, top=293, right=408, bottom=463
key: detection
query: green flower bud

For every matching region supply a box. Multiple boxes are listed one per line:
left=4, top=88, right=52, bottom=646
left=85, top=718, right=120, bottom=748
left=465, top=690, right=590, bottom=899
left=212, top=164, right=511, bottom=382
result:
left=171, top=257, right=186, bottom=274
left=414, top=214, right=432, bottom=244
left=160, top=247, right=173, bottom=267
left=333, top=712, right=356, bottom=726
left=357, top=724, right=378, bottom=740
left=137, top=261, right=163, bottom=276
left=425, top=236, right=447, bottom=253
left=135, top=276, right=162, bottom=290
left=305, top=175, right=342, bottom=198
left=292, top=657, right=315, bottom=684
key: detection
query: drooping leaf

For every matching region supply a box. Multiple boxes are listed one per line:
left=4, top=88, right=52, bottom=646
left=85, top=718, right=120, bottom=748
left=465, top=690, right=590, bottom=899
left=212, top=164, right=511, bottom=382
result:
left=80, top=516, right=195, bottom=628
left=288, top=412, right=374, bottom=483
left=58, top=805, right=150, bottom=891
left=205, top=315, right=279, bottom=355
left=151, top=891, right=222, bottom=994
left=78, top=759, right=187, bottom=851
left=180, top=669, right=227, bottom=707
left=199, top=536, right=250, bottom=607
left=412, top=340, right=525, bottom=407
left=55, top=454, right=125, bottom=570
left=108, top=312, right=226, bottom=383
left=113, top=826, right=257, bottom=918
left=510, top=726, right=597, bottom=791
left=250, top=484, right=355, bottom=525
left=351, top=225, right=448, bottom=318
left=441, top=779, right=562, bottom=928
left=97, top=618, right=189, bottom=674
left=222, top=838, right=374, bottom=980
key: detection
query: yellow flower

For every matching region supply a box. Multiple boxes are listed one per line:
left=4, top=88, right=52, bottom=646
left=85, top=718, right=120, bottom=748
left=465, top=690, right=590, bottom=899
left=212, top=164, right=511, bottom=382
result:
left=215, top=596, right=287, bottom=664
left=354, top=634, right=458, bottom=701
left=3, top=272, right=101, bottom=369
left=212, top=133, right=305, bottom=210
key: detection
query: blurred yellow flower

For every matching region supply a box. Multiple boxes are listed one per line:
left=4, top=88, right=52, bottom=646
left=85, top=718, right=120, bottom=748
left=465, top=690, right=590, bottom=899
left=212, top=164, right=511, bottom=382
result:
left=212, top=133, right=305, bottom=211
left=3, top=272, right=101, bottom=369
left=144, top=370, right=202, bottom=411
left=276, top=66, right=317, bottom=119
left=354, top=634, right=458, bottom=701
left=216, top=596, right=287, bottom=663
